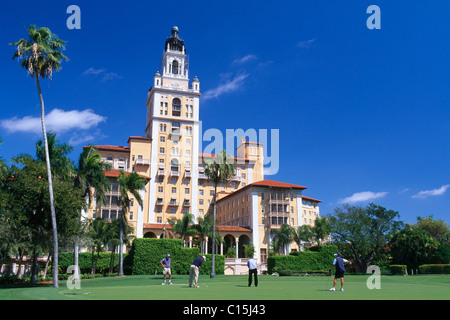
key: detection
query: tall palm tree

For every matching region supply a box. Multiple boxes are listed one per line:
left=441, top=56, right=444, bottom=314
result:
left=204, top=149, right=235, bottom=278
left=117, top=170, right=147, bottom=276
left=11, top=25, right=68, bottom=288
left=73, top=146, right=111, bottom=280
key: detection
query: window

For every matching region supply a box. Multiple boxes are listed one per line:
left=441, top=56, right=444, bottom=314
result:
left=172, top=98, right=181, bottom=116
left=160, top=136, right=165, bottom=143
left=199, top=209, right=204, bottom=216
left=172, top=60, right=179, bottom=75
left=185, top=188, right=190, bottom=194
left=199, top=189, right=204, bottom=196
left=172, top=187, right=177, bottom=194
left=160, top=147, right=165, bottom=154
left=158, top=186, right=163, bottom=193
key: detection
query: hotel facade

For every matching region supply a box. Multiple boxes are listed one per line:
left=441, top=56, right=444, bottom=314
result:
left=85, top=27, right=322, bottom=267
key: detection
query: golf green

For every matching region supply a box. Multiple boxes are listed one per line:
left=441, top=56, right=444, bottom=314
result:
left=1, top=274, right=449, bottom=300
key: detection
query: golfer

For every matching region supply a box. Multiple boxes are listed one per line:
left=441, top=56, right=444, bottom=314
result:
left=160, top=254, right=172, bottom=285
left=247, top=257, right=258, bottom=287
left=189, top=256, right=206, bottom=288
left=330, top=253, right=350, bottom=291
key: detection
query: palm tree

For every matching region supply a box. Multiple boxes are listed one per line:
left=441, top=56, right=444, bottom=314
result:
left=11, top=25, right=68, bottom=288
left=117, top=170, right=147, bottom=276
left=204, top=149, right=235, bottom=278
left=88, top=218, right=110, bottom=275
left=293, top=225, right=314, bottom=251
left=168, top=213, right=197, bottom=246
left=271, top=224, right=295, bottom=255
left=194, top=213, right=215, bottom=254
left=73, top=146, right=111, bottom=280
left=313, top=217, right=332, bottom=246
left=36, top=132, right=75, bottom=179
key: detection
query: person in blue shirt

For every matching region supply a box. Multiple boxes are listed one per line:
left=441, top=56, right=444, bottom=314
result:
left=247, top=257, right=258, bottom=287
left=329, top=253, right=351, bottom=291
left=160, top=254, right=172, bottom=285
left=189, top=256, right=206, bottom=288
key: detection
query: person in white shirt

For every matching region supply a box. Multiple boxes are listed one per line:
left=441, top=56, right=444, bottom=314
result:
left=247, top=257, right=258, bottom=287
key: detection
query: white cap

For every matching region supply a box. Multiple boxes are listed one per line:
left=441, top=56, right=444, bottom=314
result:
left=202, top=256, right=206, bottom=261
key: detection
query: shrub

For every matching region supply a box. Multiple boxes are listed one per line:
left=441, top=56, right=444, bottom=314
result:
left=419, top=264, right=450, bottom=274
left=129, top=238, right=224, bottom=275
left=58, top=252, right=123, bottom=274
left=390, top=265, right=407, bottom=275
left=268, top=245, right=337, bottom=274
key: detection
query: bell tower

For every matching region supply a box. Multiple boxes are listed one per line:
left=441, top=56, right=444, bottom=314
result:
left=145, top=26, right=201, bottom=225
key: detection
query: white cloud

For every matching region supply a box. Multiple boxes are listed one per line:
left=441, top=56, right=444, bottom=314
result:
left=82, top=67, right=122, bottom=81
left=412, top=184, right=450, bottom=199
left=339, top=191, right=388, bottom=204
left=296, top=38, right=316, bottom=49
left=0, top=108, right=106, bottom=135
left=232, top=54, right=257, bottom=64
left=202, top=73, right=249, bottom=101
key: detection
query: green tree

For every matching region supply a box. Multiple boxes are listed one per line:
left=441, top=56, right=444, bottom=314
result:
left=293, top=225, right=314, bottom=250
left=312, top=216, right=332, bottom=246
left=390, top=224, right=439, bottom=270
left=204, top=150, right=235, bottom=278
left=168, top=213, right=197, bottom=245
left=328, top=203, right=403, bottom=272
left=117, top=170, right=147, bottom=276
left=73, top=146, right=111, bottom=279
left=270, top=224, right=295, bottom=255
left=11, top=25, right=68, bottom=288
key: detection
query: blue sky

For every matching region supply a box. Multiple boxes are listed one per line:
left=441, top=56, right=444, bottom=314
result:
left=1, top=1, right=449, bottom=224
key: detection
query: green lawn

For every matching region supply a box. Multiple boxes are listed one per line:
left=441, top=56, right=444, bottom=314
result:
left=1, top=274, right=450, bottom=300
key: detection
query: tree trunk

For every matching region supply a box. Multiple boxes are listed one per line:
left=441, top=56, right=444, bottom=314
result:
left=119, top=211, right=124, bottom=276
left=35, top=74, right=59, bottom=288
left=210, top=184, right=217, bottom=278
left=30, top=248, right=39, bottom=285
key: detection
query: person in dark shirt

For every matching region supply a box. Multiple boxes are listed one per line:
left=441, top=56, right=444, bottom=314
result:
left=189, top=256, right=206, bottom=288
left=329, top=253, right=351, bottom=291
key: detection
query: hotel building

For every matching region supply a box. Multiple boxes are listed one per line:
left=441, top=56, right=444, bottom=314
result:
left=85, top=27, right=322, bottom=266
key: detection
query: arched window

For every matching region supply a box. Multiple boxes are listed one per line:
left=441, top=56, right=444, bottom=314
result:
left=172, top=98, right=181, bottom=116
left=172, top=60, right=179, bottom=75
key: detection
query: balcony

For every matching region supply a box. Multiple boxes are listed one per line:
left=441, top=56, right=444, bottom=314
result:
left=157, top=168, right=166, bottom=176
left=136, top=158, right=151, bottom=165
left=231, top=175, right=242, bottom=181
left=168, top=199, right=179, bottom=206
left=169, top=170, right=180, bottom=177
left=155, top=198, right=164, bottom=206
left=169, top=129, right=181, bottom=138
left=185, top=168, right=191, bottom=178
left=183, top=200, right=191, bottom=207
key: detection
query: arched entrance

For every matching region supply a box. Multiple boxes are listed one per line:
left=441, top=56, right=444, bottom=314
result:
left=238, top=234, right=251, bottom=258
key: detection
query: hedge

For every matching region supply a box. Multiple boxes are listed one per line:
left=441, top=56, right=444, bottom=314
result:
left=129, top=238, right=224, bottom=275
left=419, top=264, right=450, bottom=274
left=389, top=265, right=407, bottom=275
left=268, top=245, right=338, bottom=274
left=58, top=252, right=124, bottom=274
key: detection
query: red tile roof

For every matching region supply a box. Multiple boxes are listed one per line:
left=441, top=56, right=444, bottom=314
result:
left=104, top=169, right=150, bottom=180
left=250, top=179, right=307, bottom=190
left=143, top=223, right=251, bottom=233
left=301, top=195, right=322, bottom=203
left=93, top=145, right=130, bottom=152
